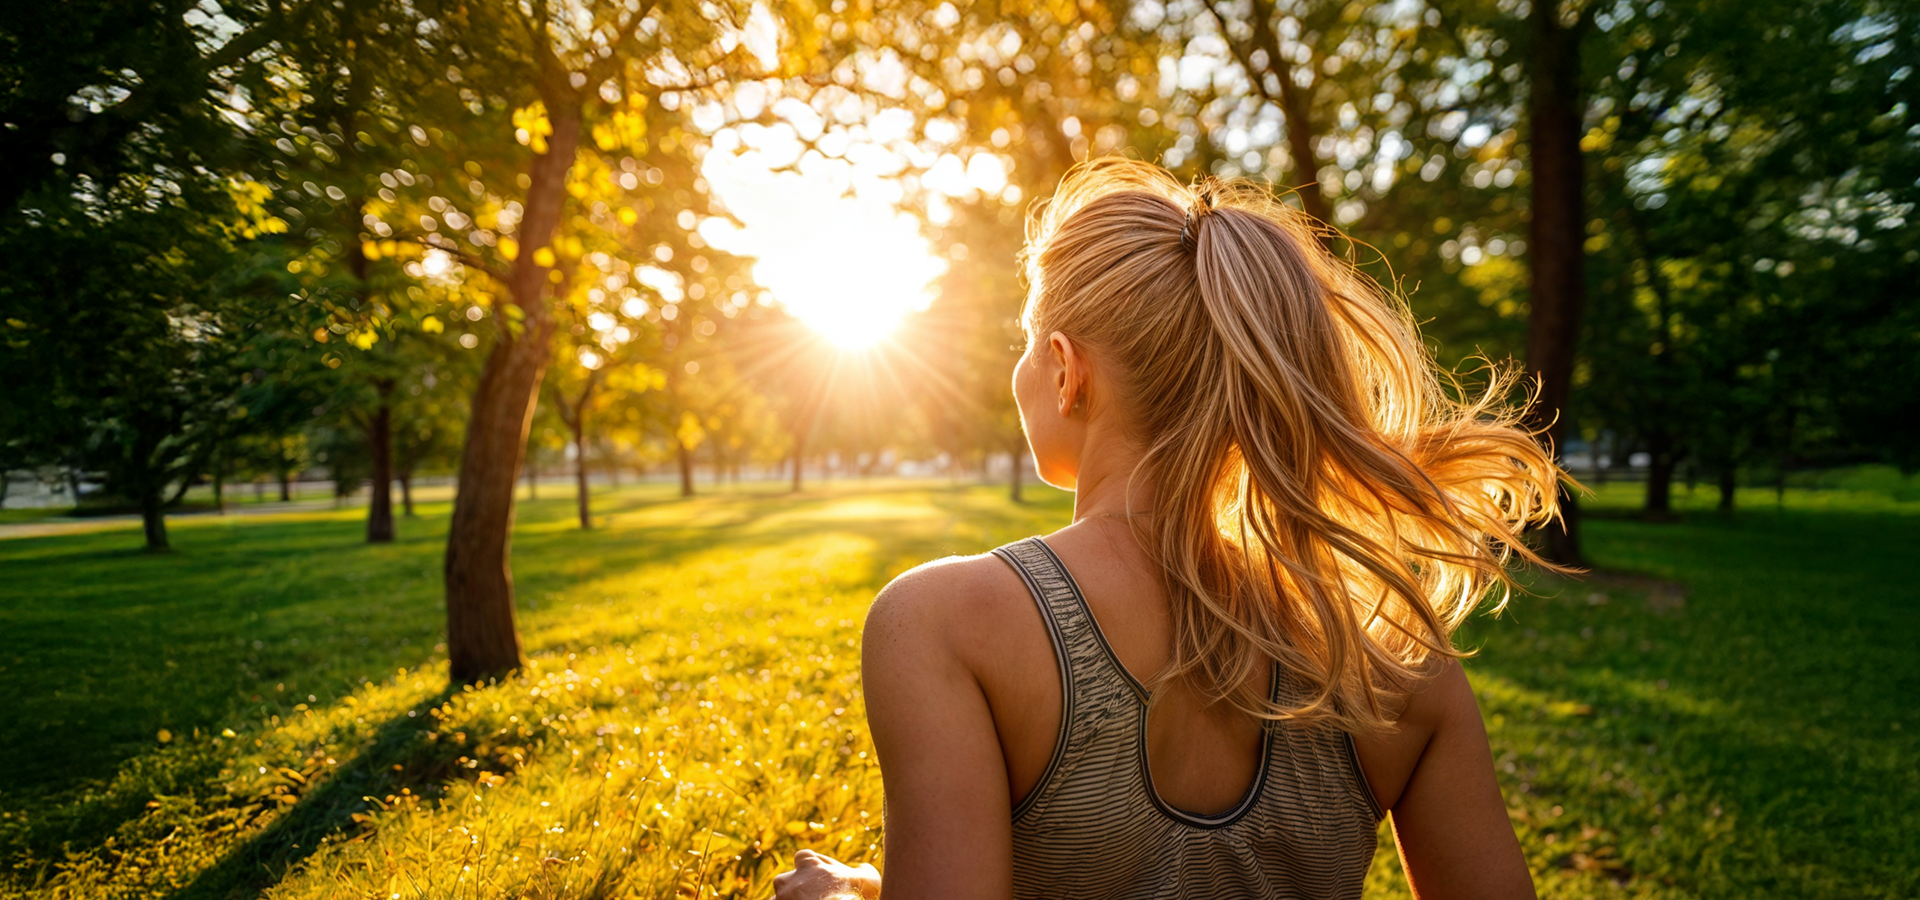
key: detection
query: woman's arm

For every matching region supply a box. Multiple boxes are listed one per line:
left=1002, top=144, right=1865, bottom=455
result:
left=855, top=564, right=1016, bottom=900
left=1385, top=660, right=1536, bottom=900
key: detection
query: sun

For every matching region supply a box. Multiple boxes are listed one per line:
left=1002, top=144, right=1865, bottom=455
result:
left=750, top=239, right=940, bottom=349
left=698, top=140, right=946, bottom=351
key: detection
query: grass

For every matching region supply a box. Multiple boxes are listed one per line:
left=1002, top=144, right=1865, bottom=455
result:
left=1436, top=481, right=1920, bottom=898
left=0, top=508, right=69, bottom=525
left=0, top=478, right=1913, bottom=898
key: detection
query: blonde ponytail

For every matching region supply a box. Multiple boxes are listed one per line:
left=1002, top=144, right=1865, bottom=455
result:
left=1021, top=158, right=1566, bottom=732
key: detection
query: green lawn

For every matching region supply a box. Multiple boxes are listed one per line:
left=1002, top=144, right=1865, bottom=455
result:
left=0, top=478, right=1913, bottom=898
left=1449, top=481, right=1920, bottom=897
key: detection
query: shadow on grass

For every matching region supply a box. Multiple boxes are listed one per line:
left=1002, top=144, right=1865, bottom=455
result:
left=164, top=689, right=457, bottom=900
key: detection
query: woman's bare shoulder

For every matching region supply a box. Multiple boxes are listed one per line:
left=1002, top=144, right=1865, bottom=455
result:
left=865, top=551, right=1032, bottom=641
left=1351, top=655, right=1485, bottom=812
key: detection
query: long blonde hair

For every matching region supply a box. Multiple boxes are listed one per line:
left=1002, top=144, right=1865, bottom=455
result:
left=1021, top=158, right=1566, bottom=732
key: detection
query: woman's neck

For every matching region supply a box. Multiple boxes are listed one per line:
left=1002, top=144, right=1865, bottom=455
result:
left=1069, top=416, right=1154, bottom=523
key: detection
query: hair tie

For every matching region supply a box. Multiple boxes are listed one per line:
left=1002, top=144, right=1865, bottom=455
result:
left=1178, top=179, right=1219, bottom=254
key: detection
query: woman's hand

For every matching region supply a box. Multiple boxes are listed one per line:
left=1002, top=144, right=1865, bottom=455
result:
left=772, top=849, right=881, bottom=900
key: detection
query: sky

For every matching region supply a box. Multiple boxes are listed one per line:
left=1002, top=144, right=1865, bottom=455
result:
left=698, top=145, right=948, bottom=349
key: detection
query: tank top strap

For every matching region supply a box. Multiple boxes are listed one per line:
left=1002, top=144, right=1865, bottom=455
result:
left=991, top=537, right=1149, bottom=704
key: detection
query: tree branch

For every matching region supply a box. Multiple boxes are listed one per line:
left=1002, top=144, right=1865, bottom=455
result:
left=393, top=232, right=514, bottom=285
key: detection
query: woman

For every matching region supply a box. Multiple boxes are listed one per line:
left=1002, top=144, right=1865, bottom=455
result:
left=775, top=158, right=1564, bottom=900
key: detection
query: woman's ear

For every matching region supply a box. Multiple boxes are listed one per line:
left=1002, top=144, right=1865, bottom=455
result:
left=1047, top=331, right=1088, bottom=418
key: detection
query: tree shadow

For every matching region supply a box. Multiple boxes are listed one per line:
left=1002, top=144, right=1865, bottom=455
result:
left=164, top=688, right=460, bottom=900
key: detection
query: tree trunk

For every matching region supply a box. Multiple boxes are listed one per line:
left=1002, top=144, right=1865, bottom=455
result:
left=1717, top=465, right=1736, bottom=512
left=525, top=456, right=538, bottom=500
left=338, top=22, right=390, bottom=541
left=1524, top=0, right=1588, bottom=563
left=446, top=322, right=551, bottom=682
left=557, top=370, right=598, bottom=529
left=140, top=488, right=169, bottom=552
left=676, top=438, right=695, bottom=498
left=1645, top=432, right=1676, bottom=516
left=366, top=390, right=395, bottom=543
left=1, top=470, right=10, bottom=507
left=278, top=466, right=292, bottom=502
left=791, top=441, right=804, bottom=492
left=443, top=85, right=579, bottom=684
left=399, top=472, right=415, bottom=517
left=573, top=415, right=591, bottom=529
left=212, top=457, right=226, bottom=514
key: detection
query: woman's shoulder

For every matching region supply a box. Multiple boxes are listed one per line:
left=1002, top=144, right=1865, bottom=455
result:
left=866, top=550, right=1030, bottom=633
left=862, top=546, right=1045, bottom=669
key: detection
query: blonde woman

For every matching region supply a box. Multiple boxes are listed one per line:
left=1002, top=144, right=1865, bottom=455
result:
left=775, top=158, right=1563, bottom=900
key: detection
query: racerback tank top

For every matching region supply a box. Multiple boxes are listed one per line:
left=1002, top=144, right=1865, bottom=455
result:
left=991, top=537, right=1383, bottom=900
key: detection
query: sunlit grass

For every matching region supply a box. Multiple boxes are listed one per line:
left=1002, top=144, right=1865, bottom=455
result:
left=0, top=482, right=1067, bottom=898
left=1, top=478, right=1915, bottom=898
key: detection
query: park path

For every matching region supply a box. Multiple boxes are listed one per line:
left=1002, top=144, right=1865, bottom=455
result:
left=0, top=499, right=343, bottom=541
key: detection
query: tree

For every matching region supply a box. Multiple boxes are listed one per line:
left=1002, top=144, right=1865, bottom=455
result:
left=0, top=0, right=314, bottom=548
left=1516, top=0, right=1589, bottom=559
left=278, top=0, right=417, bottom=543
left=1569, top=0, right=1916, bottom=514
left=0, top=177, right=297, bottom=550
left=374, top=0, right=747, bottom=681
left=647, top=274, right=766, bottom=498
left=544, top=313, right=665, bottom=527
left=0, top=0, right=286, bottom=217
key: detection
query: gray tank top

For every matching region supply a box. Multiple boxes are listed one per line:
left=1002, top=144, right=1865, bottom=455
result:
left=992, top=537, right=1383, bottom=900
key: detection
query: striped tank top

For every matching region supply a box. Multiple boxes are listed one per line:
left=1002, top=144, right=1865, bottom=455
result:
left=991, top=537, right=1383, bottom=900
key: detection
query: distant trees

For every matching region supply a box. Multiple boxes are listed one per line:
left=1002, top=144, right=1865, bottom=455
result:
left=855, top=0, right=1919, bottom=522
left=0, top=178, right=304, bottom=550
left=1564, top=0, right=1917, bottom=512
left=0, top=0, right=312, bottom=550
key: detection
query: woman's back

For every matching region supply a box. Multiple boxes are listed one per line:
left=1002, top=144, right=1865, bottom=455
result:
left=993, top=535, right=1380, bottom=898
left=776, top=158, right=1556, bottom=900
left=856, top=518, right=1523, bottom=900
